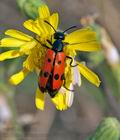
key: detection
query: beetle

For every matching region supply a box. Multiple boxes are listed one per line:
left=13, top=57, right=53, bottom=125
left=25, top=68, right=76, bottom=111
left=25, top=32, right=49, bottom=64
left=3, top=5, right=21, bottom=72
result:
left=38, top=21, right=77, bottom=98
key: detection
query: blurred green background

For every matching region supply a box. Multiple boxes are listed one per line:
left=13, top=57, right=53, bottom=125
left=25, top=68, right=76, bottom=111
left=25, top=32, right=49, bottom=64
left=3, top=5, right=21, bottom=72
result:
left=0, top=0, right=120, bottom=140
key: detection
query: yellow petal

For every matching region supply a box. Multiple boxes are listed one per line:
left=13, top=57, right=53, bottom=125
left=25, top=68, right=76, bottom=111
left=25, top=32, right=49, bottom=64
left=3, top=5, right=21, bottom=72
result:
left=37, top=13, right=58, bottom=35
left=23, top=54, right=35, bottom=71
left=64, top=59, right=73, bottom=87
left=20, top=40, right=37, bottom=53
left=23, top=19, right=41, bottom=35
left=64, top=27, right=96, bottom=44
left=0, top=50, right=23, bottom=61
left=51, top=92, right=68, bottom=111
left=64, top=47, right=76, bottom=57
left=5, top=29, right=33, bottom=41
left=35, top=19, right=45, bottom=34
left=38, top=19, right=49, bottom=34
left=49, top=13, right=59, bottom=34
left=67, top=41, right=101, bottom=52
left=77, top=62, right=101, bottom=87
left=38, top=5, right=50, bottom=19
left=35, top=88, right=45, bottom=110
left=0, top=38, right=26, bottom=47
left=9, top=68, right=29, bottom=85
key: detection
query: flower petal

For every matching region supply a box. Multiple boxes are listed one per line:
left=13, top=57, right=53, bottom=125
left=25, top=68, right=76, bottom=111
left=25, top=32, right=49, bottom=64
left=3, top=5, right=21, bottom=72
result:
left=20, top=40, right=37, bottom=53
left=23, top=19, right=41, bottom=35
left=0, top=38, right=26, bottom=47
left=64, top=27, right=96, bottom=44
left=51, top=92, right=68, bottom=110
left=9, top=68, right=29, bottom=85
left=65, top=84, right=74, bottom=107
left=37, top=13, right=59, bottom=35
left=35, top=88, right=45, bottom=110
left=38, top=19, right=49, bottom=34
left=38, top=5, right=50, bottom=19
left=35, top=19, right=45, bottom=34
left=77, top=62, right=101, bottom=87
left=71, top=60, right=81, bottom=86
left=64, top=27, right=101, bottom=52
left=5, top=29, right=33, bottom=41
left=67, top=41, right=100, bottom=52
left=23, top=54, right=35, bottom=71
left=64, top=59, right=73, bottom=88
left=0, top=50, right=23, bottom=61
left=49, top=13, right=59, bottom=34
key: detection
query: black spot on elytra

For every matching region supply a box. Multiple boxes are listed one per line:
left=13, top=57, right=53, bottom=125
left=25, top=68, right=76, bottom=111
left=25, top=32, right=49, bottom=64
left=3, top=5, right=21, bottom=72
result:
left=48, top=58, right=51, bottom=62
left=54, top=74, right=59, bottom=80
left=44, top=72, right=49, bottom=77
left=58, top=61, right=61, bottom=64
left=61, top=74, right=65, bottom=80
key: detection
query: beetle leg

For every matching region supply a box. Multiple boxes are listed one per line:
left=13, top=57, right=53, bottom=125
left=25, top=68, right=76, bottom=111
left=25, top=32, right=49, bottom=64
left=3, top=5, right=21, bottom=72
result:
left=47, top=39, right=53, bottom=46
left=63, top=77, right=74, bottom=92
left=34, top=37, right=50, bottom=49
left=66, top=56, right=78, bottom=67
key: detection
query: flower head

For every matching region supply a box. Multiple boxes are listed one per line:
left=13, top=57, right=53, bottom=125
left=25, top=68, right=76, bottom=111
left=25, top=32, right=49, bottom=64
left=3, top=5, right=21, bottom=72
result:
left=0, top=5, right=101, bottom=111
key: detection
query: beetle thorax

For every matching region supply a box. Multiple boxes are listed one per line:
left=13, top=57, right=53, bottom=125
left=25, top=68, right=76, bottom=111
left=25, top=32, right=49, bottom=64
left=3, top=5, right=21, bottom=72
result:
left=53, top=39, right=64, bottom=52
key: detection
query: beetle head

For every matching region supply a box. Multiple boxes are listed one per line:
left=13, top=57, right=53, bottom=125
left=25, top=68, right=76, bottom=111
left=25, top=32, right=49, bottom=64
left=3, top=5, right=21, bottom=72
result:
left=54, top=32, right=65, bottom=40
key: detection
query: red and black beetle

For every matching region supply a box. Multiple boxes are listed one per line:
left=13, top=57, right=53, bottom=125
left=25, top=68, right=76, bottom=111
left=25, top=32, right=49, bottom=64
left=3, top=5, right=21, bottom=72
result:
left=38, top=21, right=77, bottom=97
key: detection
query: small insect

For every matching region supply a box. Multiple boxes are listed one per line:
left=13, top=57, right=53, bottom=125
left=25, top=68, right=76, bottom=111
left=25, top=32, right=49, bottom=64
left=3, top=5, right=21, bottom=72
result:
left=38, top=21, right=78, bottom=98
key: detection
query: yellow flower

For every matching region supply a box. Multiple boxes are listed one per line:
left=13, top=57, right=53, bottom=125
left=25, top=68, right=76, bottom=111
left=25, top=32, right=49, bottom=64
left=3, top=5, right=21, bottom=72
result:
left=0, top=5, right=101, bottom=111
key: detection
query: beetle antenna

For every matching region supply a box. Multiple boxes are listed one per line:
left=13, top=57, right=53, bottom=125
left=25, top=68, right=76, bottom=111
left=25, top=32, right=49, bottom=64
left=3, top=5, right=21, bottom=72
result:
left=44, top=20, right=56, bottom=33
left=63, top=26, right=77, bottom=33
